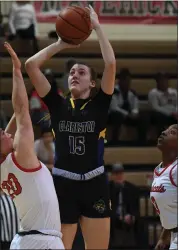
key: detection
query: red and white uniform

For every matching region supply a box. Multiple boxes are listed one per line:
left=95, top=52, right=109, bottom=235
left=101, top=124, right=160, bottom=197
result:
left=150, top=159, right=178, bottom=250
left=0, top=152, right=64, bottom=249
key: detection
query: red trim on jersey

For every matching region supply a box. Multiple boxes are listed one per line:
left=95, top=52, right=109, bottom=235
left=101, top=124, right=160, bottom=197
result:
left=154, top=159, right=177, bottom=177
left=169, top=164, right=178, bottom=187
left=11, top=152, right=42, bottom=172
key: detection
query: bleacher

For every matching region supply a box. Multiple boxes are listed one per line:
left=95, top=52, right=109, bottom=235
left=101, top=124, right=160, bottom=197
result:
left=0, top=37, right=177, bottom=139
left=0, top=36, right=177, bottom=160
left=0, top=35, right=177, bottom=248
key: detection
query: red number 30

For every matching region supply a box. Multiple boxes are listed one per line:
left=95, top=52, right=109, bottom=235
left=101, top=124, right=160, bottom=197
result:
left=1, top=173, right=22, bottom=199
left=151, top=196, right=160, bottom=214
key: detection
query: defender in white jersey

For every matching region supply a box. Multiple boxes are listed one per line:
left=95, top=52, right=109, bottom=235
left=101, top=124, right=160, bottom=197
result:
left=150, top=124, right=178, bottom=250
left=0, top=43, right=64, bottom=249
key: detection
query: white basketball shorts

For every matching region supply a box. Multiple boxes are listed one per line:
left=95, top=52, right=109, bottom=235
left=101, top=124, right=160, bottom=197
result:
left=170, top=232, right=178, bottom=250
left=10, top=234, right=65, bottom=249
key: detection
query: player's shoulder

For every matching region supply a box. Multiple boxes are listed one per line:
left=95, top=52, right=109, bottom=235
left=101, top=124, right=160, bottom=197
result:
left=40, top=161, right=52, bottom=173
left=0, top=153, right=12, bottom=165
left=39, top=163, right=53, bottom=181
left=93, top=87, right=113, bottom=101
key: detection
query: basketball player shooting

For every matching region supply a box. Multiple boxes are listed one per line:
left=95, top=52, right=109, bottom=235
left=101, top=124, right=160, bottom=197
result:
left=25, top=5, right=116, bottom=250
left=0, top=42, right=64, bottom=250
left=150, top=124, right=178, bottom=250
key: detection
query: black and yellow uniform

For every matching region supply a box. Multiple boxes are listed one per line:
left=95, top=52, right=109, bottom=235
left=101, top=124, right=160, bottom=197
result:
left=42, top=86, right=112, bottom=223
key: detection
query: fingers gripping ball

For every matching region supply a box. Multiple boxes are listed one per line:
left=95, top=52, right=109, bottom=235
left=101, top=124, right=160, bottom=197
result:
left=56, top=6, right=92, bottom=45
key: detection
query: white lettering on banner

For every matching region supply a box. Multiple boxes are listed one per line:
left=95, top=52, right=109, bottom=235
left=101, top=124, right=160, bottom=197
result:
left=33, top=1, right=177, bottom=24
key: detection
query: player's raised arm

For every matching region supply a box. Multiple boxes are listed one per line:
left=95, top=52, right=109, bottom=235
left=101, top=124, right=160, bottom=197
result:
left=4, top=42, right=35, bottom=161
left=25, top=39, right=79, bottom=98
left=88, top=5, right=116, bottom=95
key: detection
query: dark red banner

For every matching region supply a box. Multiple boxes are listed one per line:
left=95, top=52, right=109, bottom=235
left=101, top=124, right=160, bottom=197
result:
left=33, top=1, right=178, bottom=24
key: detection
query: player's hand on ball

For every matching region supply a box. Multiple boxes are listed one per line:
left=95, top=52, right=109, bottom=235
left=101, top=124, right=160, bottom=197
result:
left=56, top=38, right=80, bottom=49
left=4, top=42, right=21, bottom=69
left=86, top=5, right=100, bottom=30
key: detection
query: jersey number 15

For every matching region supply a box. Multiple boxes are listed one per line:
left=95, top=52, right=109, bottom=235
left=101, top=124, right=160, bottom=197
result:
left=69, top=136, right=85, bottom=155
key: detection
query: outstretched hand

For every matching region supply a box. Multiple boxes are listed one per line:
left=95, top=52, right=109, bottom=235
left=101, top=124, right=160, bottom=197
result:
left=4, top=42, right=21, bottom=69
left=86, top=5, right=100, bottom=30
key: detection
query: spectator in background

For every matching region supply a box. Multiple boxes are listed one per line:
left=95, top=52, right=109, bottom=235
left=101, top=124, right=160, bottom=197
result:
left=109, top=163, right=140, bottom=249
left=60, top=59, right=77, bottom=96
left=0, top=111, right=8, bottom=130
left=148, top=72, right=178, bottom=137
left=8, top=1, right=38, bottom=52
left=34, top=128, right=55, bottom=171
left=29, top=88, right=50, bottom=129
left=0, top=189, right=19, bottom=250
left=108, top=68, right=148, bottom=145
left=0, top=14, right=6, bottom=37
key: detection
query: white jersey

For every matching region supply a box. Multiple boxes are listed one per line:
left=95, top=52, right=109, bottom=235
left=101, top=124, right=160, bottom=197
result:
left=0, top=152, right=61, bottom=235
left=150, top=159, right=178, bottom=229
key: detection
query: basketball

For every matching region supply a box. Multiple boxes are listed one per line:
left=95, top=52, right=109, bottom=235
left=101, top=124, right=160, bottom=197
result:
left=56, top=6, right=92, bottom=45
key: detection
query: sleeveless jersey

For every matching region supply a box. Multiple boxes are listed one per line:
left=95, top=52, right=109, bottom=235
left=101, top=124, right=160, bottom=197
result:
left=42, top=87, right=112, bottom=174
left=150, top=159, right=178, bottom=229
left=0, top=152, right=61, bottom=233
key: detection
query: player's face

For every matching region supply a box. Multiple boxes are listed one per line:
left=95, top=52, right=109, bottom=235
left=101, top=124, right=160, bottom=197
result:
left=113, top=171, right=124, bottom=184
left=42, top=132, right=53, bottom=144
left=157, top=125, right=178, bottom=150
left=68, top=64, right=95, bottom=98
left=0, top=129, right=13, bottom=156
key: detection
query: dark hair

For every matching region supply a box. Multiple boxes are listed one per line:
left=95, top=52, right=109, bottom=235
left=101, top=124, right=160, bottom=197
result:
left=71, top=62, right=99, bottom=98
left=66, top=59, right=77, bottom=72
left=119, top=68, right=131, bottom=80
left=74, top=61, right=97, bottom=81
left=41, top=127, right=53, bottom=136
left=155, top=72, right=168, bottom=83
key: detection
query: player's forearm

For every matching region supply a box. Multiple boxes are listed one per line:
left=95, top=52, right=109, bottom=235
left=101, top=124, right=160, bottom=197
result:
left=5, top=113, right=16, bottom=137
left=25, top=42, right=65, bottom=69
left=12, top=68, right=29, bottom=114
left=95, top=25, right=115, bottom=66
left=159, top=228, right=171, bottom=241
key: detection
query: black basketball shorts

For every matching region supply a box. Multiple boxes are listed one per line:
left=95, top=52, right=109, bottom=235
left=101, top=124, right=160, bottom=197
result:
left=53, top=173, right=111, bottom=224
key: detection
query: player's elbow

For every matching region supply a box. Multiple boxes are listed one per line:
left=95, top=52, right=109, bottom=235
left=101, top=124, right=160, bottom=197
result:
left=13, top=103, right=29, bottom=117
left=25, top=58, right=37, bottom=72
left=105, top=59, right=116, bottom=68
left=104, top=61, right=116, bottom=78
